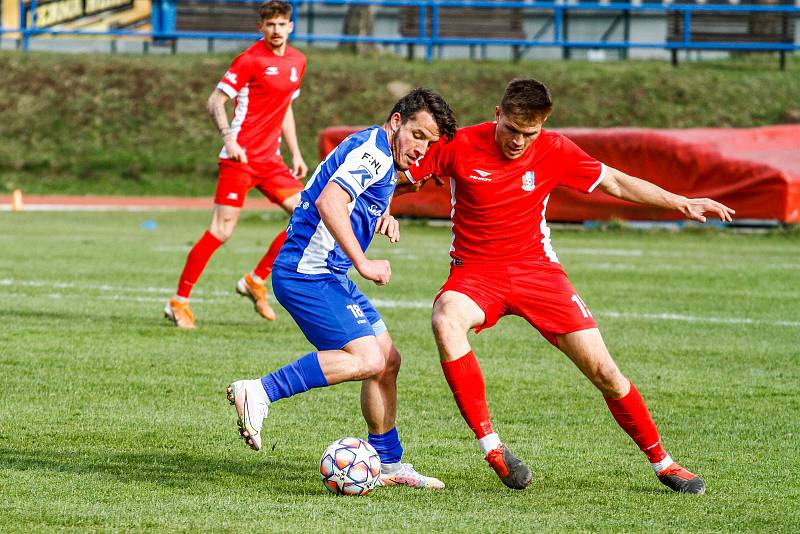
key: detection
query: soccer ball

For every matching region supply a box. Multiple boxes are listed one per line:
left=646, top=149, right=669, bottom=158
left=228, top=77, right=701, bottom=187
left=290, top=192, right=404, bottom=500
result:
left=319, top=437, right=382, bottom=496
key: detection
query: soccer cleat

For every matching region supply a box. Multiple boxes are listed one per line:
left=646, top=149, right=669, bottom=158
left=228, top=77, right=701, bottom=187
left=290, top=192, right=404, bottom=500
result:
left=236, top=274, right=277, bottom=321
left=164, top=298, right=195, bottom=329
left=485, top=444, right=532, bottom=490
left=376, top=463, right=445, bottom=490
left=657, top=462, right=706, bottom=494
left=226, top=379, right=270, bottom=451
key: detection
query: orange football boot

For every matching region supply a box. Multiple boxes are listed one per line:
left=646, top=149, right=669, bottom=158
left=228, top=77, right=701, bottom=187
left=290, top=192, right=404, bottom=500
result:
left=164, top=298, right=195, bottom=329
left=236, top=274, right=276, bottom=321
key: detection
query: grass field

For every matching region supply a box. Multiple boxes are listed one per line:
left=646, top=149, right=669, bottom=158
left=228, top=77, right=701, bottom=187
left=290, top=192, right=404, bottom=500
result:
left=2, top=50, right=799, bottom=196
left=1, top=210, right=799, bottom=531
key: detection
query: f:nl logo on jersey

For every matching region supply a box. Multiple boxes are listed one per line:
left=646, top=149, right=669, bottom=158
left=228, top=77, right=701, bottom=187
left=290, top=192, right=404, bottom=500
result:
left=521, top=171, right=535, bottom=192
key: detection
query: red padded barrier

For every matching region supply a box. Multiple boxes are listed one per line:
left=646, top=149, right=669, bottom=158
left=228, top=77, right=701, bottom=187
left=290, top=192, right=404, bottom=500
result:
left=318, top=125, right=800, bottom=223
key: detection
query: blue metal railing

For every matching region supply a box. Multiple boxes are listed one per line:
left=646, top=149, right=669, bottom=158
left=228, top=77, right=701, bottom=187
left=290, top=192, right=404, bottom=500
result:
left=3, top=0, right=798, bottom=61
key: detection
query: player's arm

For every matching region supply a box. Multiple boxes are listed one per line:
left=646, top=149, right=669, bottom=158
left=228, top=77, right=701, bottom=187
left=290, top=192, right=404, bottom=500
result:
left=207, top=88, right=247, bottom=163
left=597, top=166, right=735, bottom=223
left=393, top=170, right=446, bottom=197
left=316, top=183, right=391, bottom=285
left=281, top=102, right=308, bottom=179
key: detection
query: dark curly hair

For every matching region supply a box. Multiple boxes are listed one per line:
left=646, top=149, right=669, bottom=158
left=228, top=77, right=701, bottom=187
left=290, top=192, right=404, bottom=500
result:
left=387, top=88, right=457, bottom=141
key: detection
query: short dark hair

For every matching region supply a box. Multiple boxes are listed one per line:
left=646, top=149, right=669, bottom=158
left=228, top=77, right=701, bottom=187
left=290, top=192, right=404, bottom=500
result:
left=501, top=79, right=552, bottom=122
left=258, top=1, right=292, bottom=21
left=387, top=88, right=457, bottom=141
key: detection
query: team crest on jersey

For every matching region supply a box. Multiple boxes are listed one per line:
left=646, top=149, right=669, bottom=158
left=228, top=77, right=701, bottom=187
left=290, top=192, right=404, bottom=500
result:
left=264, top=66, right=279, bottom=76
left=290, top=67, right=299, bottom=82
left=521, top=171, right=535, bottom=192
left=349, top=166, right=373, bottom=186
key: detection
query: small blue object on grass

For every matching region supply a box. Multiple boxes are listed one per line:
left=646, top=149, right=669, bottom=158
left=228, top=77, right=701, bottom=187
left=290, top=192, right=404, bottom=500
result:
left=140, top=220, right=158, bottom=231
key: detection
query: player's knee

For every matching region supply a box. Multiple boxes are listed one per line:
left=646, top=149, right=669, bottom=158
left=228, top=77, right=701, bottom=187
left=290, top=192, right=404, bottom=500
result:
left=210, top=221, right=235, bottom=242
left=359, top=350, right=386, bottom=379
left=592, top=362, right=627, bottom=397
left=382, top=345, right=401, bottom=378
left=431, top=307, right=463, bottom=340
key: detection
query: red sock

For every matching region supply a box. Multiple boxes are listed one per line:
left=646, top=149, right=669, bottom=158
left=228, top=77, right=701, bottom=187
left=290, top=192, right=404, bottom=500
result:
left=441, top=351, right=494, bottom=439
left=253, top=228, right=287, bottom=281
left=176, top=231, right=223, bottom=298
left=604, top=382, right=668, bottom=463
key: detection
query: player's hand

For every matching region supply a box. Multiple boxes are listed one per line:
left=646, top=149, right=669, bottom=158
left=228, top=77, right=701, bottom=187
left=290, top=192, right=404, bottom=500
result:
left=399, top=174, right=446, bottom=194
left=375, top=214, right=399, bottom=243
left=427, top=174, right=447, bottom=187
left=292, top=154, right=308, bottom=180
left=355, top=258, right=391, bottom=286
left=225, top=140, right=248, bottom=164
left=415, top=174, right=447, bottom=190
left=678, top=198, right=735, bottom=223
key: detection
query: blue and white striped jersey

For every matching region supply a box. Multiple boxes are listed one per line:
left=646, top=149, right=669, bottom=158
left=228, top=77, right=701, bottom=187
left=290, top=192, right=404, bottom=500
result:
left=275, top=126, right=398, bottom=275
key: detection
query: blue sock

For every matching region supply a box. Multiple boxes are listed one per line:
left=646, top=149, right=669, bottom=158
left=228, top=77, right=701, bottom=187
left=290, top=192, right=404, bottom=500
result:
left=261, top=352, right=328, bottom=403
left=368, top=427, right=404, bottom=464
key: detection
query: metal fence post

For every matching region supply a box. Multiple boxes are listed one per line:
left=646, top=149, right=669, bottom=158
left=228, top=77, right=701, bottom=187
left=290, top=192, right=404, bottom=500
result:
left=553, top=5, right=563, bottom=60
left=20, top=0, right=33, bottom=52
left=427, top=1, right=438, bottom=63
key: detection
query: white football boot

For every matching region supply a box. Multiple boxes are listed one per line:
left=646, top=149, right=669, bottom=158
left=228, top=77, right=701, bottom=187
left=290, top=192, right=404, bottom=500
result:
left=377, top=462, right=445, bottom=489
left=226, top=379, right=270, bottom=451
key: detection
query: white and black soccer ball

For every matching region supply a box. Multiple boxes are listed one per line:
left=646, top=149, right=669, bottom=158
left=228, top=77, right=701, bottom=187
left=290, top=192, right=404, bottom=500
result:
left=319, top=437, right=381, bottom=496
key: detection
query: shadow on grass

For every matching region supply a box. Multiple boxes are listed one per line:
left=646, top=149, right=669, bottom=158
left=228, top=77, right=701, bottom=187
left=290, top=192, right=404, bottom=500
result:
left=0, top=448, right=315, bottom=495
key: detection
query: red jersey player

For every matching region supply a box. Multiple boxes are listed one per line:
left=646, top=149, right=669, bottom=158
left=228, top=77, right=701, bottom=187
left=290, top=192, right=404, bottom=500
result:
left=165, top=1, right=307, bottom=329
left=404, top=79, right=734, bottom=493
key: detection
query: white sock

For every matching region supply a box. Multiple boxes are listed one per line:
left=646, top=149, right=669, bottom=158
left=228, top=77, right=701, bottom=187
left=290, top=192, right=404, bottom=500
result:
left=247, top=379, right=270, bottom=404
left=478, top=432, right=502, bottom=455
left=173, top=295, right=188, bottom=304
left=249, top=272, right=265, bottom=285
left=381, top=461, right=402, bottom=473
left=650, top=454, right=674, bottom=474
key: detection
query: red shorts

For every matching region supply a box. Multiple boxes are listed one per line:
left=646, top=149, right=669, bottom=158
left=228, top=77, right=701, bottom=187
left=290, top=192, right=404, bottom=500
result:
left=435, top=260, right=597, bottom=346
left=215, top=158, right=304, bottom=208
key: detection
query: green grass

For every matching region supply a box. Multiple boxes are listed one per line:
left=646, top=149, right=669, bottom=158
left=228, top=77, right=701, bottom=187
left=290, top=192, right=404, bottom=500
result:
left=1, top=210, right=799, bottom=531
left=1, top=50, right=799, bottom=195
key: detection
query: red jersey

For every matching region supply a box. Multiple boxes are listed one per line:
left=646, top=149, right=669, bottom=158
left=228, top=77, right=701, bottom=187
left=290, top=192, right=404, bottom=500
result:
left=408, top=122, right=605, bottom=264
left=216, top=40, right=306, bottom=164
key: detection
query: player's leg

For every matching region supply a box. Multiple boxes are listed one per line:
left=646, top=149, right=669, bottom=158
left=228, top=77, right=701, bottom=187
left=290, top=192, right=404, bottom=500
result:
left=238, top=165, right=303, bottom=320
left=432, top=289, right=532, bottom=490
left=555, top=328, right=706, bottom=494
left=359, top=328, right=445, bottom=489
left=227, top=269, right=382, bottom=451
left=228, top=334, right=383, bottom=451
left=360, top=331, right=399, bottom=435
left=165, top=203, right=241, bottom=329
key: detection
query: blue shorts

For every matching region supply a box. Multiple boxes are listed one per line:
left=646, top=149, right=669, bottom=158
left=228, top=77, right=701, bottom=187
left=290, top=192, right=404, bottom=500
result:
left=272, top=266, right=387, bottom=351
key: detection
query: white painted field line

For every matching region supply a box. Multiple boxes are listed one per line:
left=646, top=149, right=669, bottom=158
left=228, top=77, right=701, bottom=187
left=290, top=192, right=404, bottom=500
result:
left=371, top=298, right=431, bottom=309
left=376, top=301, right=800, bottom=328
left=0, top=279, right=230, bottom=297
left=5, top=278, right=798, bottom=328
left=560, top=247, right=647, bottom=257
left=96, top=295, right=215, bottom=303
left=598, top=311, right=800, bottom=328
